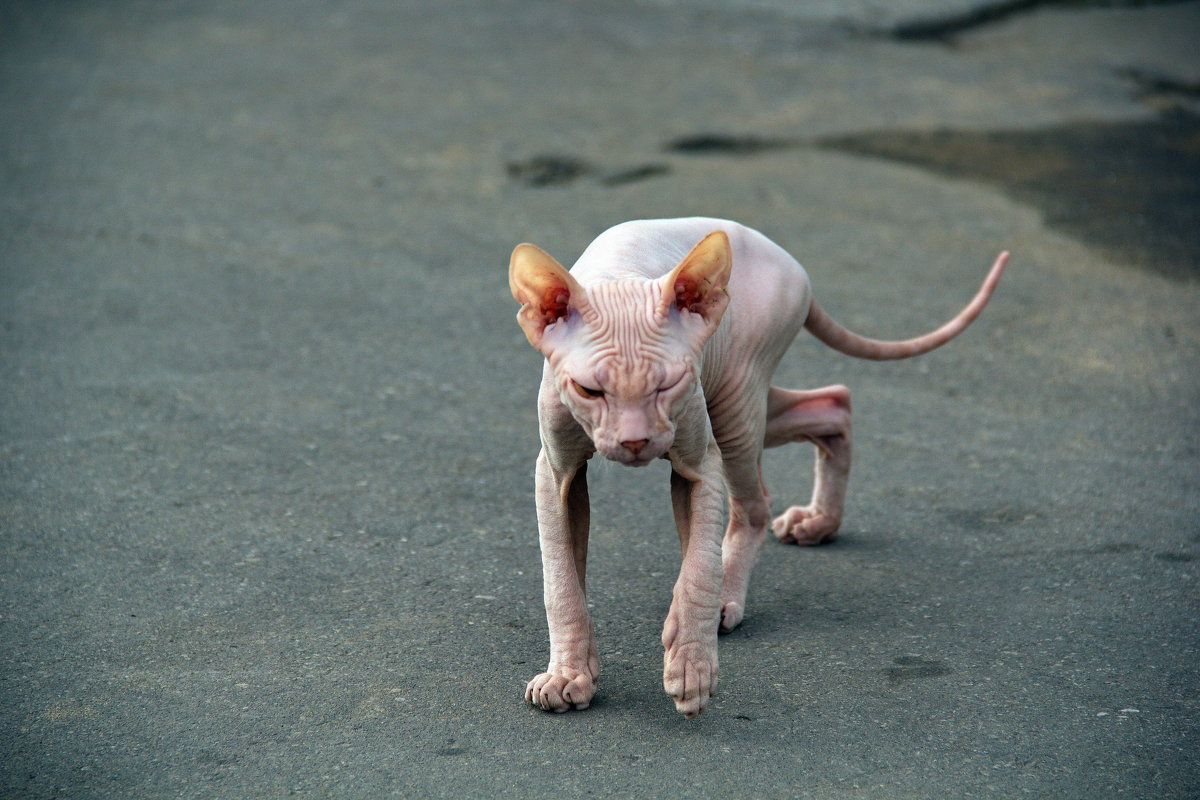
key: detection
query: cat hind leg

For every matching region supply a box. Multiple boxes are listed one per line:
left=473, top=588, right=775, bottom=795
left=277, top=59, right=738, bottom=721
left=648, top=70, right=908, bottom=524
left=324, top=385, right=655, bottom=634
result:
left=717, top=462, right=772, bottom=633
left=764, top=385, right=852, bottom=545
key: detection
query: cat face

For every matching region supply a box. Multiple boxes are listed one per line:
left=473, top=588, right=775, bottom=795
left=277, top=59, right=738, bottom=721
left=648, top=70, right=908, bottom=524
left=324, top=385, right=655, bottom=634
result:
left=510, top=232, right=731, bottom=465
left=543, top=280, right=699, bottom=464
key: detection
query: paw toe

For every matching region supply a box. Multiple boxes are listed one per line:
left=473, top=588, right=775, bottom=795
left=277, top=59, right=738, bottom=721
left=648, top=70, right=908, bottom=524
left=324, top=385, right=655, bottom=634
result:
left=664, top=646, right=718, bottom=717
left=719, top=602, right=744, bottom=633
left=772, top=506, right=840, bottom=545
left=526, top=671, right=595, bottom=712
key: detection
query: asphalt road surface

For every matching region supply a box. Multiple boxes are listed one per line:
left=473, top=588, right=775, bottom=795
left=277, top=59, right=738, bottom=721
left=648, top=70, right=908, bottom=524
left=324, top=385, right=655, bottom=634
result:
left=2, top=1, right=1197, bottom=798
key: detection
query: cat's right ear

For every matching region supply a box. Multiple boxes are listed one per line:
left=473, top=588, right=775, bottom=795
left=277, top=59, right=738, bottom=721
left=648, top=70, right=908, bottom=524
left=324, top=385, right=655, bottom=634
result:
left=509, top=243, right=587, bottom=350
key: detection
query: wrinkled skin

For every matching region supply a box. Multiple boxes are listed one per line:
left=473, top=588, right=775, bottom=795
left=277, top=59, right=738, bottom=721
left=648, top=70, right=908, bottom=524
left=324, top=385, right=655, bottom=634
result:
left=510, top=217, right=1007, bottom=717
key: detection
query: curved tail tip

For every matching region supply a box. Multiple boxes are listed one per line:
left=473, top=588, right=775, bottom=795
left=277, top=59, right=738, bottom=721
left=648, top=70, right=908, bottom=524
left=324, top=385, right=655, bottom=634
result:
left=988, top=251, right=1010, bottom=283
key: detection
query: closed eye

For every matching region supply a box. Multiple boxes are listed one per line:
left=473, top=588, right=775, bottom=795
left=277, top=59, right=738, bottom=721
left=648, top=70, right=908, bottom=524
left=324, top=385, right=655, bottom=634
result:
left=657, top=372, right=687, bottom=394
left=571, top=380, right=604, bottom=399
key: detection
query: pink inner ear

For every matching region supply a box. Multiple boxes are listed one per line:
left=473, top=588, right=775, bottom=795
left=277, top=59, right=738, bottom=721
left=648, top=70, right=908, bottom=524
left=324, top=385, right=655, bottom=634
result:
left=542, top=288, right=570, bottom=323
left=674, top=279, right=703, bottom=312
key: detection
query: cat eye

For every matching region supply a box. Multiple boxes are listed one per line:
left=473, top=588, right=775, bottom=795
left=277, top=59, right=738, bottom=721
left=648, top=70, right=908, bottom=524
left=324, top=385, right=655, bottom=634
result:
left=571, top=380, right=604, bottom=399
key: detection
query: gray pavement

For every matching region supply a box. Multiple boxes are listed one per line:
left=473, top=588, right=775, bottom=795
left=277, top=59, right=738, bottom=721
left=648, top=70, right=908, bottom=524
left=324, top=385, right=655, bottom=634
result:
left=2, top=1, right=1198, bottom=798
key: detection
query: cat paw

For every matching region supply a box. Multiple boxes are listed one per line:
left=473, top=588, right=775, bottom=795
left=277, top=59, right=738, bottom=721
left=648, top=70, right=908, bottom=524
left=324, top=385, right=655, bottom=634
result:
left=525, top=668, right=596, bottom=713
left=719, top=601, right=744, bottom=634
left=663, top=641, right=718, bottom=718
left=772, top=505, right=840, bottom=545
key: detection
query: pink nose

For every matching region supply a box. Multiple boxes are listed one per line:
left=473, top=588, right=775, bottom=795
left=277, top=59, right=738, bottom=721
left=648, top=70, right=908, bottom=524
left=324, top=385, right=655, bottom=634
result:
left=621, top=439, right=650, bottom=456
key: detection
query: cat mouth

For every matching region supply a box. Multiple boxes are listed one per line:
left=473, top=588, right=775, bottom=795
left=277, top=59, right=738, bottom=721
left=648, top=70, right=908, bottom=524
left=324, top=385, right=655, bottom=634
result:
left=599, top=447, right=658, bottom=466
left=615, top=449, right=670, bottom=467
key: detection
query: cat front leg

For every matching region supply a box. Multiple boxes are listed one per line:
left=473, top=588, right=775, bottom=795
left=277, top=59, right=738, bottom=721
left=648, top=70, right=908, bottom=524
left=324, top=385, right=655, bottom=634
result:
left=663, top=436, right=726, bottom=717
left=525, top=447, right=600, bottom=712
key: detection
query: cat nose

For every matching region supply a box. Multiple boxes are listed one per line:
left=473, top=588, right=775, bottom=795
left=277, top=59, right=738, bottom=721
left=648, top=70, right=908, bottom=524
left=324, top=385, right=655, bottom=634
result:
left=621, top=439, right=650, bottom=456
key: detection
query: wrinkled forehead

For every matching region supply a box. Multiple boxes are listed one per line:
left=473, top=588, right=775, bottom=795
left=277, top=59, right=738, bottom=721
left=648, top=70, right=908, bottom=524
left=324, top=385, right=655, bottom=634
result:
left=585, top=279, right=661, bottom=326
left=574, top=280, right=679, bottom=387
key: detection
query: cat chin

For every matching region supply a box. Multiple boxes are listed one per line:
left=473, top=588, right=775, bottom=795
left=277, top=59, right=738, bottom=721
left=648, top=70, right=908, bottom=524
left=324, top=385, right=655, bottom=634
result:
left=598, top=449, right=661, bottom=467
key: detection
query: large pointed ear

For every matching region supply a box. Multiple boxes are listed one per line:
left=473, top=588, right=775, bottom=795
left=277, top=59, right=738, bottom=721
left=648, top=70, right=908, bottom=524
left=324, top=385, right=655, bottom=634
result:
left=658, top=230, right=732, bottom=330
left=509, top=242, right=587, bottom=349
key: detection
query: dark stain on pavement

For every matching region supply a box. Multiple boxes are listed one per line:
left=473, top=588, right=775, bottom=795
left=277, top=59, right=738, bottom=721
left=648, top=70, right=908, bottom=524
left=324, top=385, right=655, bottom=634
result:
left=517, top=80, right=1199, bottom=279
left=599, top=163, right=673, bottom=186
left=885, top=0, right=1054, bottom=43
left=817, top=109, right=1200, bottom=280
left=665, top=133, right=797, bottom=156
left=874, top=0, right=1197, bottom=43
left=885, top=655, right=952, bottom=682
left=507, top=154, right=671, bottom=188
left=507, top=154, right=592, bottom=187
left=1122, top=67, right=1200, bottom=110
left=436, top=738, right=468, bottom=756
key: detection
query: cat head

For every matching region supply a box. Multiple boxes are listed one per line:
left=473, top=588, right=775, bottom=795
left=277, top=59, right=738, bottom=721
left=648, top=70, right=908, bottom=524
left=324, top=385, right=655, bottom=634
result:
left=509, top=231, right=732, bottom=465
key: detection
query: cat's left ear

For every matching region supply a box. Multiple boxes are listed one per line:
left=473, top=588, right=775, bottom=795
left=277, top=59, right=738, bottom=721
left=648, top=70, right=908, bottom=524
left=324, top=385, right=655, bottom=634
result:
left=658, top=230, right=732, bottom=333
left=509, top=242, right=588, bottom=350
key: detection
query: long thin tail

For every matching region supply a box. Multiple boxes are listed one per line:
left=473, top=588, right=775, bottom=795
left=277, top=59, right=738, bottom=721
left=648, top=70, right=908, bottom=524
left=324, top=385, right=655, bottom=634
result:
left=803, top=251, right=1009, bottom=361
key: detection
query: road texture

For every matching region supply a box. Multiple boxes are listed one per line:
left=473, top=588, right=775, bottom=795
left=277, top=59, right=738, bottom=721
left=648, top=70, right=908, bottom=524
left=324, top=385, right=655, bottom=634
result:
left=2, top=1, right=1197, bottom=797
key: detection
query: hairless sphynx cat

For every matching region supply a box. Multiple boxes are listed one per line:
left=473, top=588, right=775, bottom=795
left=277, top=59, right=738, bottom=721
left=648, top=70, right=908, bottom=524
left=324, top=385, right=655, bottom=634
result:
left=509, top=217, right=1008, bottom=717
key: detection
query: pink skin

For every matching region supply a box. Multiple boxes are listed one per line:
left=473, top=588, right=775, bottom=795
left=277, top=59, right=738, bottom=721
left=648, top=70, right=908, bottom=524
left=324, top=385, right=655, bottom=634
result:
left=510, top=217, right=1008, bottom=716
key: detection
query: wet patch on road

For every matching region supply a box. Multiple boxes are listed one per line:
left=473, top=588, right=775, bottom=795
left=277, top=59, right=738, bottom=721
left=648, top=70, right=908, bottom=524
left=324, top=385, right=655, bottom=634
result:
left=1121, top=67, right=1200, bottom=112
left=884, top=655, right=952, bottom=682
left=507, top=154, right=670, bottom=188
left=665, top=133, right=797, bottom=156
left=872, top=0, right=1196, bottom=43
left=513, top=80, right=1199, bottom=279
left=599, top=163, right=673, bottom=186
left=817, top=109, right=1200, bottom=280
left=507, top=154, right=592, bottom=187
